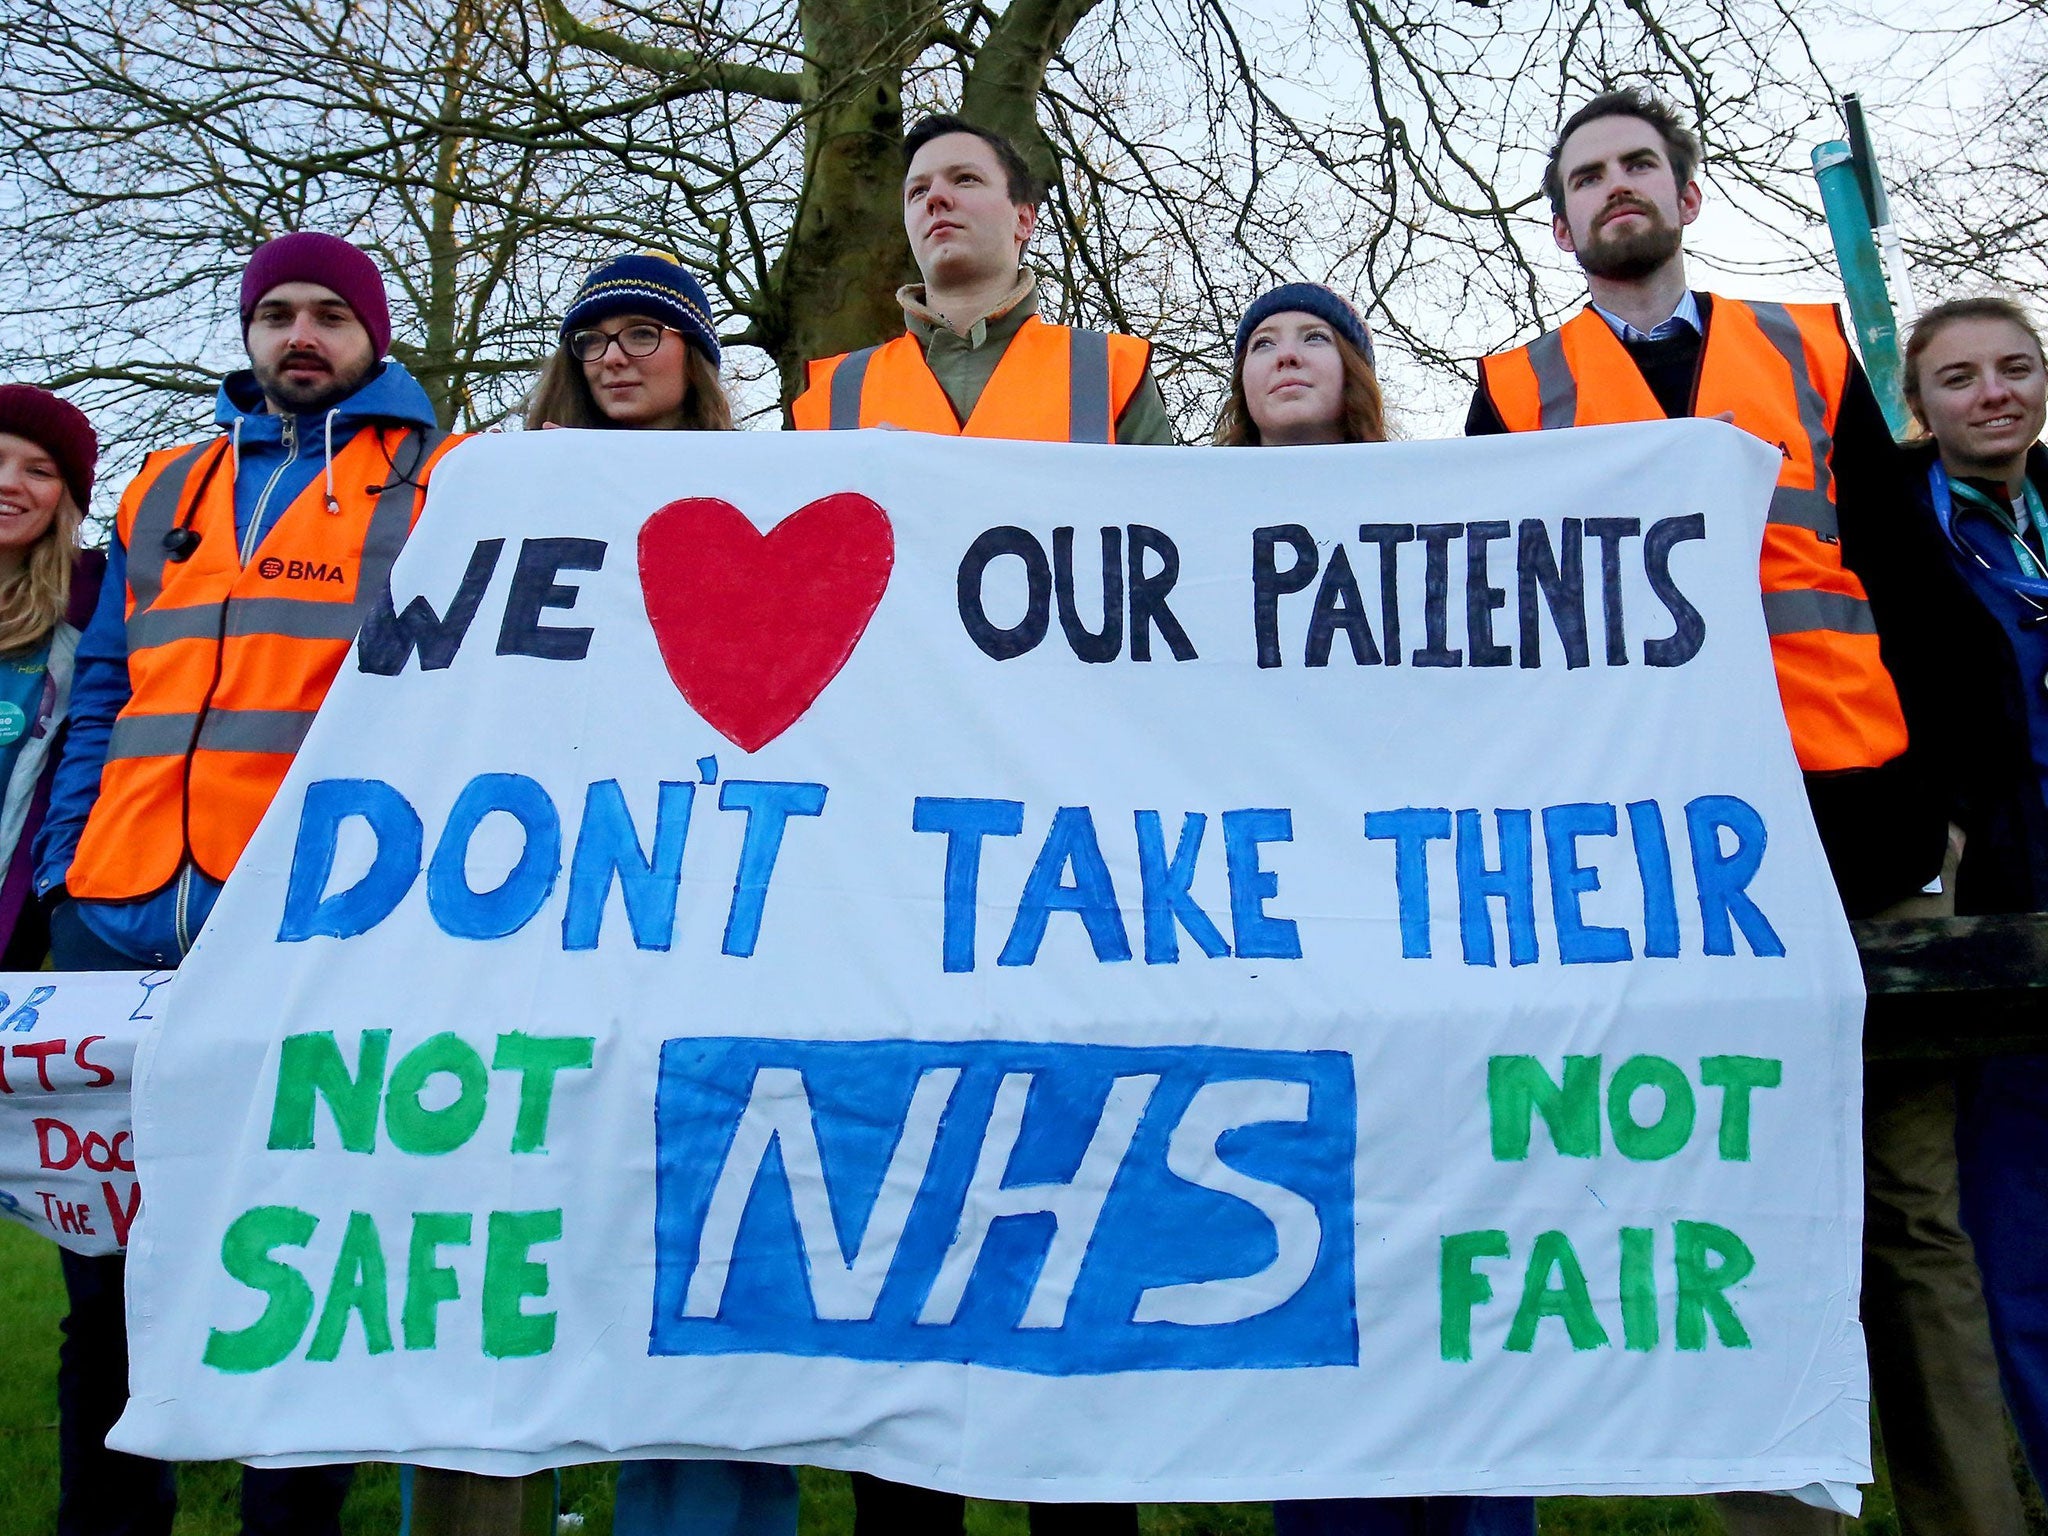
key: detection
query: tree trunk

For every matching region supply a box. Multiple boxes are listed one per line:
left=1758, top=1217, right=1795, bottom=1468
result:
left=540, top=0, right=1109, bottom=412
left=758, top=0, right=924, bottom=410
left=416, top=0, right=479, bottom=428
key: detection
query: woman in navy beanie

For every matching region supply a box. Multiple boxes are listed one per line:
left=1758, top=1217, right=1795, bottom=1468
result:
left=1216, top=296, right=1534, bottom=1536
left=1216, top=282, right=1387, bottom=445
left=527, top=252, right=730, bottom=430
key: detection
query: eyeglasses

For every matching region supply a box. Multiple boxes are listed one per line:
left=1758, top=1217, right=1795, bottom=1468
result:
left=568, top=322, right=680, bottom=362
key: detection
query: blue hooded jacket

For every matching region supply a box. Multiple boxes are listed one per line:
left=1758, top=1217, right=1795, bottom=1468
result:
left=33, top=360, right=439, bottom=965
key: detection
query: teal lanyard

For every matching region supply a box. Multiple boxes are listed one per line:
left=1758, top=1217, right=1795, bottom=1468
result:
left=1950, top=473, right=2048, bottom=579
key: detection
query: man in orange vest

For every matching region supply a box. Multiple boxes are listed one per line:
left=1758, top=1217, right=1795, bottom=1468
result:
left=793, top=113, right=1175, bottom=445
left=32, top=231, right=459, bottom=1536
left=1473, top=89, right=2021, bottom=1536
left=798, top=112, right=1154, bottom=1536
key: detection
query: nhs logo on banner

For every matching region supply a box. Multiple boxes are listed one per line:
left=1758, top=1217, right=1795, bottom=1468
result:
left=652, top=1040, right=1357, bottom=1373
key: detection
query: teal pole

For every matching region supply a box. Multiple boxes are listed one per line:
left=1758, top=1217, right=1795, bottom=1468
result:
left=1811, top=139, right=1910, bottom=438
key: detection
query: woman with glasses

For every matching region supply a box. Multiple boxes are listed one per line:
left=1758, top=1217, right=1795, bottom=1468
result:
left=526, top=253, right=796, bottom=1536
left=1900, top=295, right=2048, bottom=1492
left=527, top=251, right=732, bottom=431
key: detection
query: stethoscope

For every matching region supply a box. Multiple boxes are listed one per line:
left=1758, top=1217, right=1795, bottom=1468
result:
left=157, top=429, right=430, bottom=564
left=1927, top=459, right=2048, bottom=629
left=159, top=441, right=231, bottom=563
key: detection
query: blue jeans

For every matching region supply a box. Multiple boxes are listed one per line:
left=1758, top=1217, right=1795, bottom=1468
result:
left=1960, top=1052, right=2048, bottom=1482
left=1273, top=1497, right=1538, bottom=1536
left=613, top=1460, right=800, bottom=1536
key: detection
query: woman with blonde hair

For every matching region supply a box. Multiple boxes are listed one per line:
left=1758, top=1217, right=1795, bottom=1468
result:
left=1899, top=294, right=2048, bottom=1490
left=0, top=384, right=101, bottom=968
left=527, top=251, right=731, bottom=432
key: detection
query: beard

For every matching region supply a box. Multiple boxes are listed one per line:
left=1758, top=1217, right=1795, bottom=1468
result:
left=253, top=350, right=373, bottom=414
left=1576, top=206, right=1684, bottom=282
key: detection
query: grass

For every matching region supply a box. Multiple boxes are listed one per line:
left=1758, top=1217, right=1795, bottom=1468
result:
left=0, top=1220, right=2034, bottom=1536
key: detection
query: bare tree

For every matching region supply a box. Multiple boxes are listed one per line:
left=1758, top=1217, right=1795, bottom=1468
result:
left=1881, top=1, right=2048, bottom=312
left=0, top=0, right=778, bottom=466
left=1, top=0, right=1850, bottom=472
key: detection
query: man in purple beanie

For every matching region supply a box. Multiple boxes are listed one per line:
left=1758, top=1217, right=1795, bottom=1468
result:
left=34, top=231, right=460, bottom=1536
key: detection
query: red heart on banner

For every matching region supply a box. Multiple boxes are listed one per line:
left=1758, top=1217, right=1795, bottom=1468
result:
left=637, top=493, right=895, bottom=752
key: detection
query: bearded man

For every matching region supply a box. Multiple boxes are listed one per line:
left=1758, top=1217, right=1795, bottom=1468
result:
left=1471, top=87, right=2029, bottom=1536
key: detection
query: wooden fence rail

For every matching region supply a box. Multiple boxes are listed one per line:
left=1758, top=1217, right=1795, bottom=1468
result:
left=1859, top=914, right=2048, bottom=1059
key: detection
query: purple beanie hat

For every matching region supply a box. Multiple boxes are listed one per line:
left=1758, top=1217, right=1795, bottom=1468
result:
left=239, top=233, right=392, bottom=359
left=0, top=385, right=97, bottom=512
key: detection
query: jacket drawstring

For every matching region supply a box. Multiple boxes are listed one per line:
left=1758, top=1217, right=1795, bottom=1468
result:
left=230, top=416, right=243, bottom=483
left=322, top=410, right=340, bottom=513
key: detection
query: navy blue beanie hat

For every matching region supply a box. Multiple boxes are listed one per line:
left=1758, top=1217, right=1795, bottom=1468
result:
left=561, top=252, right=720, bottom=367
left=1234, top=283, right=1374, bottom=371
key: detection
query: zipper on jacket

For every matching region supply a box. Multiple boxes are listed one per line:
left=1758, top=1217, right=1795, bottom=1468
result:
left=243, top=412, right=301, bottom=566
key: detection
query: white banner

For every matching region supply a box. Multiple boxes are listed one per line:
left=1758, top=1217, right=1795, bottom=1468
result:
left=114, top=423, right=1868, bottom=1508
left=0, top=970, right=164, bottom=1255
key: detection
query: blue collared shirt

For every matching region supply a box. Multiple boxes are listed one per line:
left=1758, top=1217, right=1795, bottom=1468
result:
left=1591, top=289, right=1702, bottom=343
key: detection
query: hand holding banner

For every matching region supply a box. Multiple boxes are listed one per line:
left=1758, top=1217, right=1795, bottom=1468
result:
left=110, top=423, right=1867, bottom=1509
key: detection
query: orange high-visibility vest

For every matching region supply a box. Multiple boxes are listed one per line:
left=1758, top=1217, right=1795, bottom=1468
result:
left=1479, top=298, right=1907, bottom=774
left=67, top=424, right=459, bottom=898
left=791, top=316, right=1151, bottom=441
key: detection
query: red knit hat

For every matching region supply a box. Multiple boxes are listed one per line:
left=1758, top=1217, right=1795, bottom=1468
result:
left=239, top=232, right=393, bottom=359
left=0, top=385, right=97, bottom=512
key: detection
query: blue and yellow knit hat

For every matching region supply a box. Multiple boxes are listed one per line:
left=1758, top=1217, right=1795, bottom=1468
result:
left=561, top=252, right=720, bottom=367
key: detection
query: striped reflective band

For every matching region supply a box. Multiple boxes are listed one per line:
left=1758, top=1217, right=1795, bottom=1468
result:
left=1748, top=302, right=1839, bottom=539
left=1768, top=485, right=1839, bottom=539
left=106, top=712, right=200, bottom=759
left=828, top=348, right=877, bottom=430
left=126, top=597, right=373, bottom=649
left=1526, top=330, right=1578, bottom=430
left=196, top=708, right=318, bottom=754
left=1068, top=328, right=1112, bottom=444
left=106, top=707, right=316, bottom=761
left=124, top=443, right=212, bottom=621
left=1762, top=588, right=1877, bottom=637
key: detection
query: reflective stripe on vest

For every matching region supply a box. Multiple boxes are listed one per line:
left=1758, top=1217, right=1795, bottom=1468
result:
left=797, top=317, right=1146, bottom=442
left=1763, top=588, right=1879, bottom=637
left=1525, top=331, right=1577, bottom=430
left=1747, top=301, right=1838, bottom=539
left=68, top=425, right=450, bottom=896
left=828, top=347, right=879, bottom=429
left=108, top=707, right=319, bottom=760
left=1478, top=296, right=1906, bottom=773
left=1068, top=327, right=1112, bottom=444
